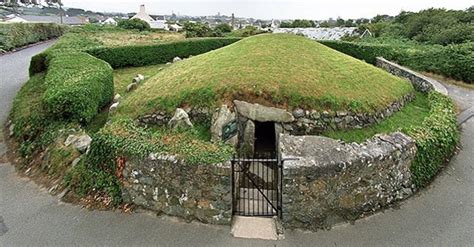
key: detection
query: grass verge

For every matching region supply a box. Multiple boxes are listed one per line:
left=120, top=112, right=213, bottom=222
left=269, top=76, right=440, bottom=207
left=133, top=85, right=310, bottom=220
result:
left=323, top=92, right=430, bottom=143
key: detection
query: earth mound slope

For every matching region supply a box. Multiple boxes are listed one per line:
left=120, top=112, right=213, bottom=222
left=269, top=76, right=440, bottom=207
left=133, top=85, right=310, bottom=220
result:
left=117, top=33, right=413, bottom=118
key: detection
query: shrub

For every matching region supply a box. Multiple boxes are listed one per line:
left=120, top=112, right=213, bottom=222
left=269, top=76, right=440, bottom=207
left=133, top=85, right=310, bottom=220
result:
left=117, top=18, right=151, bottom=31
left=87, top=37, right=241, bottom=68
left=214, top=23, right=233, bottom=33
left=42, top=52, right=114, bottom=123
left=29, top=52, right=48, bottom=75
left=29, top=32, right=104, bottom=76
left=64, top=159, right=122, bottom=205
left=320, top=41, right=474, bottom=83
left=406, top=92, right=459, bottom=187
left=48, top=32, right=103, bottom=51
left=0, top=23, right=67, bottom=52
left=10, top=74, right=61, bottom=157
left=183, top=22, right=213, bottom=38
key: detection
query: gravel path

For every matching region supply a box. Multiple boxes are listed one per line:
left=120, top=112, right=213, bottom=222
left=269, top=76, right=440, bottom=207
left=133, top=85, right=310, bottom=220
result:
left=0, top=43, right=473, bottom=246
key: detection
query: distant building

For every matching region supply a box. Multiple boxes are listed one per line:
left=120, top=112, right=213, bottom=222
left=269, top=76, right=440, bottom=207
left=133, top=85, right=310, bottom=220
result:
left=3, top=14, right=88, bottom=25
left=272, top=27, right=358, bottom=41
left=103, top=17, right=117, bottom=25
left=360, top=29, right=373, bottom=38
left=132, top=4, right=167, bottom=30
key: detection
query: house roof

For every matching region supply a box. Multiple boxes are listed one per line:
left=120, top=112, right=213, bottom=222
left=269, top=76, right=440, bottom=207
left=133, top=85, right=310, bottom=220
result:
left=16, top=15, right=87, bottom=25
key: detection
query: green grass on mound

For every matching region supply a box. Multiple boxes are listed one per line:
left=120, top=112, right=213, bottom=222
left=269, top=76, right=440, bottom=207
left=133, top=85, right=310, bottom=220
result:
left=115, top=33, right=413, bottom=119
left=113, top=64, right=167, bottom=95
left=323, top=92, right=430, bottom=143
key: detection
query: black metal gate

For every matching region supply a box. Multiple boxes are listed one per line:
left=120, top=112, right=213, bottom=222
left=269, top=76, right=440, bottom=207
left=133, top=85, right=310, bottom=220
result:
left=231, top=154, right=283, bottom=218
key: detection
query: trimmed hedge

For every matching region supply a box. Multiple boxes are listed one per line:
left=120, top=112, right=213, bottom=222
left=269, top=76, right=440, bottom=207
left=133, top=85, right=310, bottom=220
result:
left=320, top=41, right=474, bottom=83
left=29, top=32, right=104, bottom=76
left=0, top=23, right=66, bottom=52
left=42, top=52, right=114, bottom=123
left=406, top=92, right=459, bottom=187
left=87, top=37, right=241, bottom=68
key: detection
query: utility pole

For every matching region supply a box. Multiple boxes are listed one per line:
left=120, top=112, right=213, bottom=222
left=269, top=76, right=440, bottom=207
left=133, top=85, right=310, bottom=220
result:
left=57, top=0, right=63, bottom=24
left=231, top=13, right=235, bottom=29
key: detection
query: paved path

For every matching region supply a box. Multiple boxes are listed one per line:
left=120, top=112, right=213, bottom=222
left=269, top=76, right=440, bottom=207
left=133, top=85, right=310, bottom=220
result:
left=1, top=43, right=473, bottom=246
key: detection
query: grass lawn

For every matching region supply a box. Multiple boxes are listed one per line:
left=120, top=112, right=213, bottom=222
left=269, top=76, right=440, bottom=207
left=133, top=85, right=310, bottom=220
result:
left=115, top=33, right=413, bottom=119
left=322, top=92, right=430, bottom=143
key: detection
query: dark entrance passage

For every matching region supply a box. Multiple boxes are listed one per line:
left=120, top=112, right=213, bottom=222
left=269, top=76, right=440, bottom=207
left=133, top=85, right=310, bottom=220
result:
left=254, top=121, right=276, bottom=158
left=232, top=121, right=282, bottom=218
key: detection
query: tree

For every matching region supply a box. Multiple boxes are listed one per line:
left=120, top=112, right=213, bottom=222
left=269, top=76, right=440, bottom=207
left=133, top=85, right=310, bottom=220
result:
left=118, top=19, right=151, bottom=31
left=279, top=19, right=316, bottom=28
left=214, top=23, right=233, bottom=33
left=183, top=22, right=212, bottom=38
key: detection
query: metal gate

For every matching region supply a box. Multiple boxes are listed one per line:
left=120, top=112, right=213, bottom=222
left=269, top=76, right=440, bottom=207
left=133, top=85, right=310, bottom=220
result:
left=231, top=154, right=283, bottom=218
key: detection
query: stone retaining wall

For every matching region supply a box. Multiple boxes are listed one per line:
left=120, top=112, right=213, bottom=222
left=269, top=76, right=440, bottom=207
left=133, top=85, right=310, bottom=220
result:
left=280, top=132, right=417, bottom=230
left=376, top=57, right=448, bottom=95
left=121, top=155, right=232, bottom=225
left=138, top=92, right=414, bottom=136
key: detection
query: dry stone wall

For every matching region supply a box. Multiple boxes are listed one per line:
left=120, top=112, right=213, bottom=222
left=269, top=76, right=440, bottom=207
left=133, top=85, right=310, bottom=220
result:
left=138, top=93, right=414, bottom=137
left=121, top=155, right=232, bottom=225
left=376, top=57, right=448, bottom=95
left=280, top=132, right=417, bottom=230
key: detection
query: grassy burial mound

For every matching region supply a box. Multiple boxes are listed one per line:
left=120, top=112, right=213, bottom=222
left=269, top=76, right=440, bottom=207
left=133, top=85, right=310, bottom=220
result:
left=116, top=33, right=413, bottom=119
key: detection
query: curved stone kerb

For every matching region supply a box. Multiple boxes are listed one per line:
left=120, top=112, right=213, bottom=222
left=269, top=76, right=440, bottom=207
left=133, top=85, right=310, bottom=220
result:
left=376, top=57, right=448, bottom=95
left=280, top=132, right=416, bottom=174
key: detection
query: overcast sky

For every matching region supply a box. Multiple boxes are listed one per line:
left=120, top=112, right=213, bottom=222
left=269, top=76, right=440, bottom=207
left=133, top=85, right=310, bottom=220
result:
left=64, top=0, right=472, bottom=20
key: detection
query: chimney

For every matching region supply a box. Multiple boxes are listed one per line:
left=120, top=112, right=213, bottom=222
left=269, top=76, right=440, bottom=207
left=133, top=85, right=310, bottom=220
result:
left=139, top=4, right=146, bottom=14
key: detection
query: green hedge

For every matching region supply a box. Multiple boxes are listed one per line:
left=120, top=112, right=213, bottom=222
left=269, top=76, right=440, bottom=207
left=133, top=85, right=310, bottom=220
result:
left=319, top=41, right=474, bottom=83
left=42, top=52, right=114, bottom=123
left=29, top=32, right=104, bottom=76
left=87, top=37, right=241, bottom=68
left=406, top=92, right=459, bottom=187
left=0, top=23, right=67, bottom=52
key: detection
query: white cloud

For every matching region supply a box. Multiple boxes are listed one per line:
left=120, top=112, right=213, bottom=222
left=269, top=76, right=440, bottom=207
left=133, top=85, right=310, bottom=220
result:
left=64, top=0, right=472, bottom=19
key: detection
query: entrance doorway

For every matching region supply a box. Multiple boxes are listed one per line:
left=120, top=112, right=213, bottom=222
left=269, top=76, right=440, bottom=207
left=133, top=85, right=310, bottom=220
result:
left=232, top=121, right=282, bottom=218
left=254, top=121, right=276, bottom=158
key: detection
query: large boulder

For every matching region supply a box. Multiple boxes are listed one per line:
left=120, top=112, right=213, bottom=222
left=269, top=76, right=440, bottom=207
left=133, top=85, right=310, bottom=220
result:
left=234, top=100, right=294, bottom=123
left=168, top=108, right=193, bottom=129
left=173, top=57, right=182, bottom=63
left=64, top=134, right=92, bottom=153
left=211, top=105, right=237, bottom=144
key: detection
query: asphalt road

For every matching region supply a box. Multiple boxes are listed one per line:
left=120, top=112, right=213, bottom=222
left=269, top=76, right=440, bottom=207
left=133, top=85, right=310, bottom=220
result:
left=0, top=42, right=473, bottom=246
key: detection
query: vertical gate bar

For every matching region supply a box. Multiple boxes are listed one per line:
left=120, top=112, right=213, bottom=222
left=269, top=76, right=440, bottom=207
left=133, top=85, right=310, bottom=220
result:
left=231, top=159, right=234, bottom=216
left=252, top=159, right=255, bottom=216
left=266, top=158, right=269, bottom=216
left=257, top=158, right=261, bottom=214
left=245, top=162, right=252, bottom=215
left=280, top=157, right=283, bottom=219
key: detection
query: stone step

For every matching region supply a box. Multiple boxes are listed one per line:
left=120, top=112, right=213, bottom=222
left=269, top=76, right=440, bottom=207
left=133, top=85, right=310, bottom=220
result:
left=231, top=216, right=283, bottom=240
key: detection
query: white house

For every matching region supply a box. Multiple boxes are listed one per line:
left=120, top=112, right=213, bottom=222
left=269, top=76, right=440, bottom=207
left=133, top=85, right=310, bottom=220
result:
left=132, top=4, right=167, bottom=30
left=103, top=17, right=117, bottom=26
